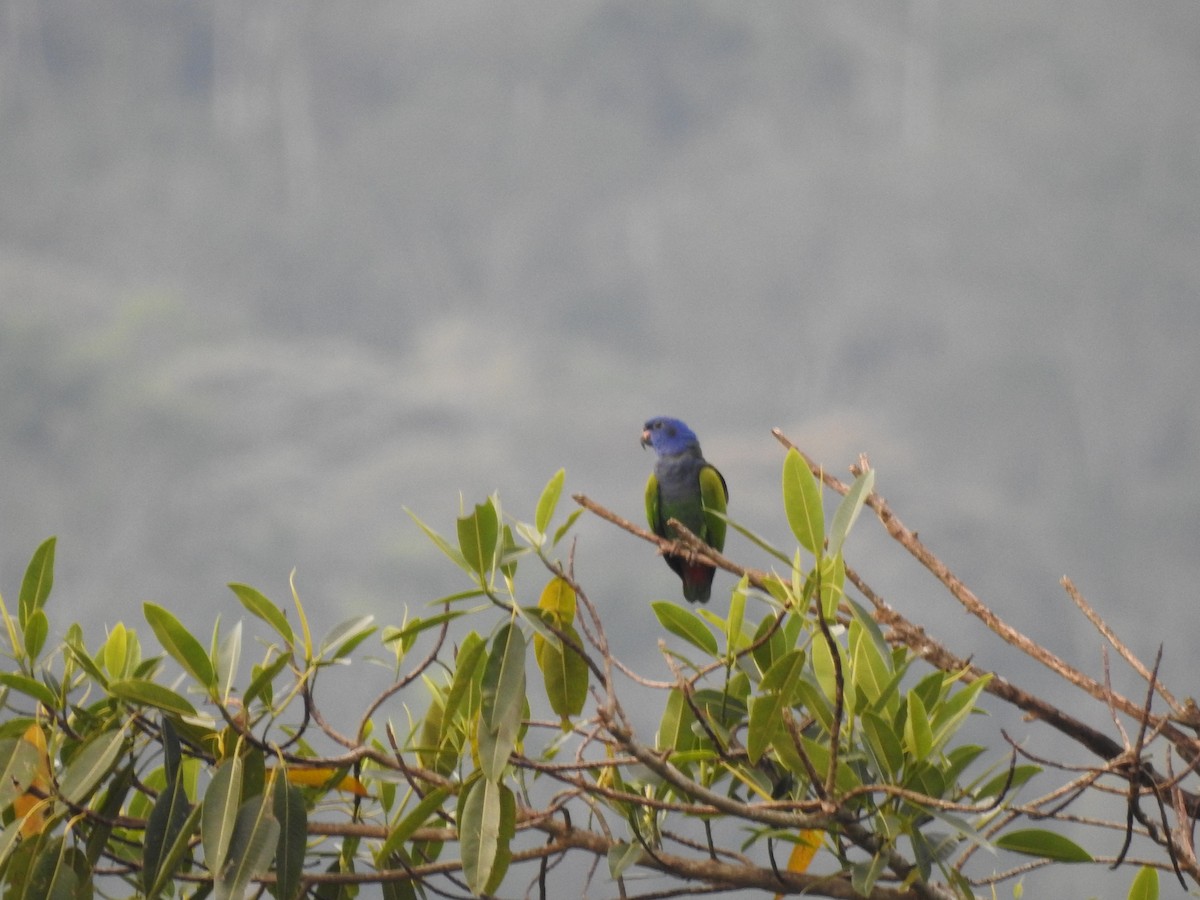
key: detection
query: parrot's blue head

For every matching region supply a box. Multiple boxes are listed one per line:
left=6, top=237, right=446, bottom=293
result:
left=641, top=417, right=701, bottom=457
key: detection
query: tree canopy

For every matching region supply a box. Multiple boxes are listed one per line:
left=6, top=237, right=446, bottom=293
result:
left=0, top=431, right=1189, bottom=898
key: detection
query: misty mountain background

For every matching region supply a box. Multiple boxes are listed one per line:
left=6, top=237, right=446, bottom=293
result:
left=2, top=2, right=1199, bottom=895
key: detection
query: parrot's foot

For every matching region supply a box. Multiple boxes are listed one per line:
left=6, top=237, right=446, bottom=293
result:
left=661, top=540, right=698, bottom=563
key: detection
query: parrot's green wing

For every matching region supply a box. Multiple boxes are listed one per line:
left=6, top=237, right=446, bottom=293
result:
left=645, top=472, right=663, bottom=536
left=699, top=465, right=729, bottom=552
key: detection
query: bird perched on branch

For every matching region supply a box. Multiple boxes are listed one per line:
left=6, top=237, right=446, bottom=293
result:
left=641, top=417, right=728, bottom=603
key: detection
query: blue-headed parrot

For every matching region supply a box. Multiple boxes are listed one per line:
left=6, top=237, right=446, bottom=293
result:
left=641, top=417, right=728, bottom=603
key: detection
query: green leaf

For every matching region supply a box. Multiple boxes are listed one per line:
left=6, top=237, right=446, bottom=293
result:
left=216, top=793, right=281, bottom=900
left=19, top=835, right=79, bottom=900
left=930, top=674, right=992, bottom=754
left=380, top=786, right=453, bottom=859
left=417, top=694, right=457, bottom=777
left=58, top=726, right=126, bottom=805
left=406, top=508, right=470, bottom=570
left=19, top=537, right=56, bottom=625
left=161, top=717, right=183, bottom=785
left=924, top=807, right=994, bottom=855
left=144, top=602, right=216, bottom=692
left=607, top=840, right=642, bottom=879
left=380, top=852, right=420, bottom=900
left=203, top=756, right=244, bottom=877
left=64, top=635, right=108, bottom=688
left=422, top=588, right=489, bottom=608
left=534, top=620, right=588, bottom=722
left=651, top=601, right=718, bottom=656
left=519, top=604, right=563, bottom=652
left=1127, top=865, right=1158, bottom=900
left=725, top=576, right=748, bottom=659
left=0, top=818, right=24, bottom=872
left=478, top=623, right=527, bottom=781
left=750, top=613, right=786, bottom=680
left=22, top=609, right=48, bottom=661
left=904, top=691, right=933, bottom=760
left=847, top=599, right=891, bottom=659
left=851, top=851, right=887, bottom=896
left=782, top=449, right=823, bottom=555
left=384, top=610, right=466, bottom=651
left=861, top=710, right=904, bottom=778
left=243, top=653, right=290, bottom=709
left=513, top=520, right=541, bottom=548
left=849, top=618, right=892, bottom=708
left=722, top=517, right=793, bottom=567
left=810, top=633, right=845, bottom=706
left=944, top=743, right=987, bottom=786
left=238, top=751, right=268, bottom=804
left=535, top=468, right=566, bottom=534
left=748, top=651, right=805, bottom=763
left=910, top=827, right=953, bottom=881
left=317, top=614, right=376, bottom=661
left=995, top=828, right=1093, bottom=862
left=215, top=621, right=242, bottom=703
left=802, top=733, right=860, bottom=794
left=457, top=498, right=500, bottom=577
left=806, top=552, right=845, bottom=620
left=86, top=763, right=134, bottom=867
left=109, top=678, right=197, bottom=717
left=657, top=688, right=698, bottom=753
left=498, top=523, right=521, bottom=580
left=102, top=623, right=129, bottom=680
left=288, top=572, right=314, bottom=663
left=145, top=801, right=204, bottom=900
left=763, top=719, right=807, bottom=786
left=828, top=468, right=875, bottom=558
left=459, top=777, right=516, bottom=896
left=904, top=759, right=947, bottom=801
left=746, top=696, right=782, bottom=765
left=0, top=673, right=58, bottom=709
left=913, top=669, right=946, bottom=711
left=229, top=583, right=294, bottom=646
left=760, top=648, right=806, bottom=696
left=482, top=623, right=526, bottom=733
left=794, top=679, right=834, bottom=733
left=144, top=771, right=198, bottom=898
left=691, top=687, right=747, bottom=736
left=552, top=508, right=584, bottom=546
left=273, top=775, right=307, bottom=900
left=444, top=633, right=487, bottom=724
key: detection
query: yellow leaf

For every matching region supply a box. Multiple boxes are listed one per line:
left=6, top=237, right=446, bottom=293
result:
left=773, top=830, right=821, bottom=897
left=14, top=724, right=51, bottom=837
left=12, top=794, right=46, bottom=837
left=537, top=577, right=576, bottom=624
left=271, top=766, right=370, bottom=797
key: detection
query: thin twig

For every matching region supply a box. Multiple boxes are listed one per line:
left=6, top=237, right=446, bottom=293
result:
left=1063, top=576, right=1184, bottom=716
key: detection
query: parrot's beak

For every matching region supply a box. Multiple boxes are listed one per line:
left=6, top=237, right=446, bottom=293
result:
left=640, top=429, right=652, bottom=449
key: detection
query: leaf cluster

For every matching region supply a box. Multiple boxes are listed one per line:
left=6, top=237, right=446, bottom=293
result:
left=0, top=446, right=1178, bottom=900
